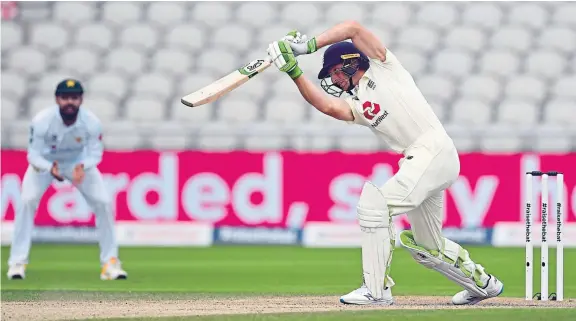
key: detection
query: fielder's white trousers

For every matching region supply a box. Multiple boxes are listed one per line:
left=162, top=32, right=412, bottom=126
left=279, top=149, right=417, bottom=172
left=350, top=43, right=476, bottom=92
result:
left=381, top=130, right=460, bottom=251
left=8, top=165, right=119, bottom=266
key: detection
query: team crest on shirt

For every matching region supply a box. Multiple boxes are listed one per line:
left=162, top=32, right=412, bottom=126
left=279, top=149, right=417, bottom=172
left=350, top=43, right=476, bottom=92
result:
left=362, top=101, right=388, bottom=128
left=76, top=137, right=82, bottom=143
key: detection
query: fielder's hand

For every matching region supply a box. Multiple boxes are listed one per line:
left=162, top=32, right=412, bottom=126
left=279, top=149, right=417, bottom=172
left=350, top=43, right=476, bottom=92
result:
left=282, top=30, right=317, bottom=57
left=72, top=163, right=85, bottom=185
left=50, top=161, right=64, bottom=182
left=267, top=40, right=303, bottom=80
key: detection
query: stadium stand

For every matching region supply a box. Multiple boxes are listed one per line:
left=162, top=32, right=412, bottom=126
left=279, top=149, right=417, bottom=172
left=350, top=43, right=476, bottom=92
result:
left=1, top=1, right=575, bottom=151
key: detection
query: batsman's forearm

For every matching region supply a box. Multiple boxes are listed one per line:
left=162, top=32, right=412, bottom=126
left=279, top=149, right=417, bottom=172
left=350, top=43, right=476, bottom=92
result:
left=315, top=20, right=387, bottom=61
left=293, top=76, right=333, bottom=114
left=315, top=20, right=358, bottom=49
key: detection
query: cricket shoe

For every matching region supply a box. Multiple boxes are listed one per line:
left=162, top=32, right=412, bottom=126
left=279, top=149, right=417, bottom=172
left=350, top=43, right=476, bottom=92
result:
left=100, top=258, right=127, bottom=280
left=452, top=274, right=504, bottom=305
left=340, top=283, right=394, bottom=305
left=7, top=264, right=26, bottom=280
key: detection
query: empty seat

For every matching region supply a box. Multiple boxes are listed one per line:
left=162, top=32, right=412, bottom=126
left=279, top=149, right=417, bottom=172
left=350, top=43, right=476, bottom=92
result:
left=151, top=48, right=192, bottom=75
left=102, top=2, right=142, bottom=25
left=444, top=27, right=486, bottom=52
left=196, top=48, right=236, bottom=74
left=1, top=72, right=27, bottom=99
left=525, top=51, right=566, bottom=79
left=426, top=98, right=447, bottom=122
left=36, top=72, right=80, bottom=95
left=552, top=76, right=576, bottom=99
left=58, top=48, right=99, bottom=75
left=480, top=132, right=524, bottom=152
left=325, top=3, right=365, bottom=24
left=165, top=24, right=206, bottom=52
left=339, top=134, right=380, bottom=151
left=53, top=1, right=95, bottom=25
left=271, top=77, right=301, bottom=99
left=504, top=75, right=546, bottom=102
left=7, top=47, right=47, bottom=75
left=191, top=2, right=231, bottom=27
left=1, top=96, right=19, bottom=121
left=132, top=74, right=173, bottom=100
left=1, top=22, right=23, bottom=48
left=416, top=3, right=457, bottom=29
left=102, top=133, right=143, bottom=150
left=461, top=3, right=502, bottom=30
left=490, top=26, right=532, bottom=52
left=396, top=27, right=439, bottom=53
left=212, top=25, right=251, bottom=51
left=508, top=3, right=548, bottom=29
left=83, top=97, right=118, bottom=121
left=533, top=127, right=573, bottom=152
left=264, top=97, right=307, bottom=123
left=238, top=2, right=276, bottom=27
left=543, top=100, right=574, bottom=127
left=416, top=75, right=455, bottom=103
left=451, top=99, right=492, bottom=125
left=280, top=3, right=318, bottom=28
left=538, top=27, right=576, bottom=54
left=87, top=73, right=128, bottom=100
left=105, top=48, right=146, bottom=76
left=120, top=24, right=158, bottom=51
left=372, top=3, right=412, bottom=29
left=432, top=49, right=473, bottom=78
left=150, top=133, right=188, bottom=150
left=217, top=92, right=260, bottom=123
left=498, top=100, right=539, bottom=125
left=197, top=122, right=241, bottom=151
left=147, top=2, right=185, bottom=26
left=390, top=49, right=427, bottom=76
left=552, top=3, right=576, bottom=27
left=244, top=131, right=286, bottom=152
left=124, top=97, right=166, bottom=122
left=479, top=50, right=520, bottom=78
left=29, top=96, right=57, bottom=117
left=459, top=75, right=501, bottom=103
left=75, top=24, right=114, bottom=51
left=258, top=24, right=294, bottom=47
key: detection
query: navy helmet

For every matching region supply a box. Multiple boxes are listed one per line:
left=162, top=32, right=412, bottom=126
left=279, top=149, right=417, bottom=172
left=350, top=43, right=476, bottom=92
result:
left=317, top=41, right=370, bottom=97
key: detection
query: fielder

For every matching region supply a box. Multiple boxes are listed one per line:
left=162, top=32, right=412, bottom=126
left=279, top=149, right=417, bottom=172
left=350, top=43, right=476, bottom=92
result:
left=266, top=21, right=503, bottom=305
left=6, top=79, right=127, bottom=281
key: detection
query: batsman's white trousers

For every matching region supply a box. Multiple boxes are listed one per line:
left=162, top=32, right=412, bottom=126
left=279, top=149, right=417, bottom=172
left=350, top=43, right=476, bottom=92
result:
left=8, top=165, right=119, bottom=266
left=381, top=130, right=460, bottom=251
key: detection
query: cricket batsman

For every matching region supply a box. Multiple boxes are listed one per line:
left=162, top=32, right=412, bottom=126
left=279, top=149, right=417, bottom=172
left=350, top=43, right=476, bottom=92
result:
left=6, top=79, right=127, bottom=281
left=266, top=21, right=504, bottom=305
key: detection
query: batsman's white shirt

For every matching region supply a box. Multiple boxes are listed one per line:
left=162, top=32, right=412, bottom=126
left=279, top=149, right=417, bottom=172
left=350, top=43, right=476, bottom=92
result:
left=344, top=50, right=460, bottom=251
left=8, top=106, right=120, bottom=266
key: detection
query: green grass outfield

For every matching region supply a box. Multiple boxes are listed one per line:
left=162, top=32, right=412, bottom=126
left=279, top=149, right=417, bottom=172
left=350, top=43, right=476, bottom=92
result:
left=1, top=245, right=575, bottom=320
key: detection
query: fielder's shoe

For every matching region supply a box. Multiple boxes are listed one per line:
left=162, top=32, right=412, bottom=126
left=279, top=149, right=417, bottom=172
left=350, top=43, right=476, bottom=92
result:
left=100, top=258, right=127, bottom=280
left=340, top=283, right=394, bottom=305
left=452, top=274, right=504, bottom=305
left=7, top=264, right=26, bottom=280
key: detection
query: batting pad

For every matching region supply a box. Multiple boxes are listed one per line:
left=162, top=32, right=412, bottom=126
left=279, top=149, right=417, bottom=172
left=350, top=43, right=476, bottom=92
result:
left=399, top=231, right=488, bottom=298
left=357, top=181, right=395, bottom=299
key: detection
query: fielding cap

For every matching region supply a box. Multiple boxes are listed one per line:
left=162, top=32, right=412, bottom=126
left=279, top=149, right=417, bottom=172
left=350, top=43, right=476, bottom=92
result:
left=55, top=79, right=84, bottom=96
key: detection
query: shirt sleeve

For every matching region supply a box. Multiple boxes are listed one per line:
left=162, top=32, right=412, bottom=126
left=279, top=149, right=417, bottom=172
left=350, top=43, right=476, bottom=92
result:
left=81, top=118, right=104, bottom=169
left=26, top=121, right=53, bottom=172
left=344, top=95, right=370, bottom=127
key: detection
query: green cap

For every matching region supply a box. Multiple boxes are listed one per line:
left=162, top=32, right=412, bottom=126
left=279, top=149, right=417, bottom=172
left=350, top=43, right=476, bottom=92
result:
left=55, top=79, right=84, bottom=96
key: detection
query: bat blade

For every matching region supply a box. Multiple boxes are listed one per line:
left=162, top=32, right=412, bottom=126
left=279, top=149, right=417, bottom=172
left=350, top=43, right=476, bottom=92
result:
left=181, top=57, right=272, bottom=108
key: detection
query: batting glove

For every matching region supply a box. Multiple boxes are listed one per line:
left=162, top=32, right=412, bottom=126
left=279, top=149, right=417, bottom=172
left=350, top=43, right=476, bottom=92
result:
left=267, top=40, right=303, bottom=80
left=282, top=30, right=317, bottom=57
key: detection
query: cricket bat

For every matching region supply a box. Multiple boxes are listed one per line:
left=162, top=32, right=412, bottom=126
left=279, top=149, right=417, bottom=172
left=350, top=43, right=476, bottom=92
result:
left=181, top=57, right=272, bottom=108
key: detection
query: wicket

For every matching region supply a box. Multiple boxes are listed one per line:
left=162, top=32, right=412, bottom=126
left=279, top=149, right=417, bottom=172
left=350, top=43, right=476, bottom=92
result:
left=525, top=170, right=563, bottom=302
